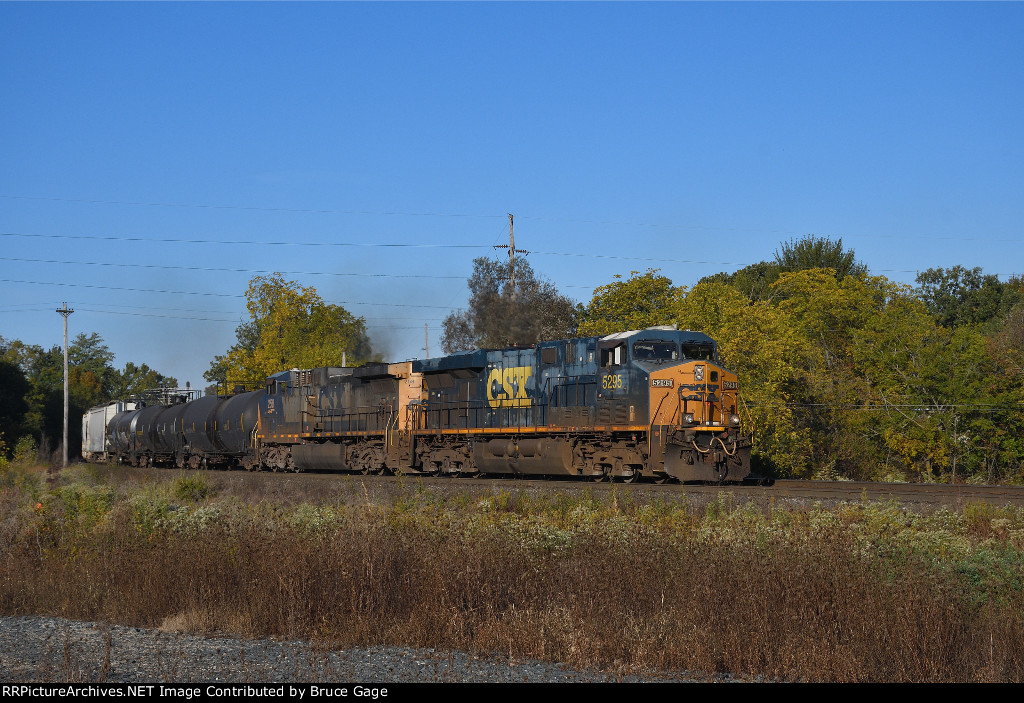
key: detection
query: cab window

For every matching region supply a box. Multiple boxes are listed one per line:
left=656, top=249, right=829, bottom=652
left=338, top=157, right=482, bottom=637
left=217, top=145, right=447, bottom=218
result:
left=632, top=342, right=679, bottom=361
left=600, top=343, right=626, bottom=367
left=681, top=343, right=714, bottom=361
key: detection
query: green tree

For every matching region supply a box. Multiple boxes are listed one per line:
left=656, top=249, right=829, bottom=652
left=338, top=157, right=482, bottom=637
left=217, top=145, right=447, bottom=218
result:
left=0, top=336, right=30, bottom=453
left=576, top=269, right=683, bottom=337
left=579, top=252, right=1024, bottom=482
left=676, top=281, right=812, bottom=476
left=699, top=235, right=866, bottom=302
left=774, top=235, right=867, bottom=280
left=206, top=273, right=374, bottom=387
left=110, top=362, right=179, bottom=399
left=852, top=292, right=969, bottom=479
left=915, top=266, right=1021, bottom=329
left=699, top=260, right=783, bottom=302
left=67, top=332, right=118, bottom=409
left=770, top=270, right=919, bottom=479
left=441, top=256, right=578, bottom=353
left=2, top=332, right=179, bottom=457
left=979, top=301, right=1024, bottom=482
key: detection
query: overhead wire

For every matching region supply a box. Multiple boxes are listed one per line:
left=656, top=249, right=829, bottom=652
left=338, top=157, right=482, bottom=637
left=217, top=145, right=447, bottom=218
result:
left=1, top=231, right=1019, bottom=279
left=0, top=256, right=466, bottom=280
left=0, top=194, right=504, bottom=220
left=0, top=279, right=453, bottom=308
left=5, top=193, right=1023, bottom=243
left=2, top=203, right=1020, bottom=352
left=0, top=231, right=489, bottom=250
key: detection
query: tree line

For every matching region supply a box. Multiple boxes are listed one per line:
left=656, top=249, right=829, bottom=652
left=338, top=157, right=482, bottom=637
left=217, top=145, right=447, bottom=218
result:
left=0, top=332, right=178, bottom=462
left=4, top=239, right=1021, bottom=482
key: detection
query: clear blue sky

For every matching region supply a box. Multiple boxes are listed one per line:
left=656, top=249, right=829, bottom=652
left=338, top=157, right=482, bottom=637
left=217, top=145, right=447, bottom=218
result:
left=1, top=2, right=1022, bottom=389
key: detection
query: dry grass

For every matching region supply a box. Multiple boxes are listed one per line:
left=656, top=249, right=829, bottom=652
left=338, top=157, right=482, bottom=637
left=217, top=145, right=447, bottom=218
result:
left=2, top=463, right=1024, bottom=682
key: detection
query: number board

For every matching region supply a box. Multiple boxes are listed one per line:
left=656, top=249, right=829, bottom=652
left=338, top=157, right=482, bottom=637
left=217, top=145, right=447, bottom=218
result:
left=602, top=374, right=624, bottom=390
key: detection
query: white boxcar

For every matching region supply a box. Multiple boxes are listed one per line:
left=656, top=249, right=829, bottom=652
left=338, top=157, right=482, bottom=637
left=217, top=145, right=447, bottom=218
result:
left=81, top=400, right=137, bottom=461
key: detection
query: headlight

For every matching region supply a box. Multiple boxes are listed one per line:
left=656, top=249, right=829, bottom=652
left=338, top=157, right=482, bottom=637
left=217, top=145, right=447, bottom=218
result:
left=729, top=413, right=740, bottom=427
left=683, top=413, right=695, bottom=425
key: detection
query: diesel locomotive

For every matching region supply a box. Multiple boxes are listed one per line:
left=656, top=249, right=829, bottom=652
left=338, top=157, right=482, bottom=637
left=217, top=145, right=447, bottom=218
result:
left=84, top=326, right=752, bottom=482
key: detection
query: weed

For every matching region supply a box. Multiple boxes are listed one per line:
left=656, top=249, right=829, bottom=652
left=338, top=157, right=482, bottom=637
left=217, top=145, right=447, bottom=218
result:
left=174, top=474, right=213, bottom=503
left=2, top=473, right=1024, bottom=682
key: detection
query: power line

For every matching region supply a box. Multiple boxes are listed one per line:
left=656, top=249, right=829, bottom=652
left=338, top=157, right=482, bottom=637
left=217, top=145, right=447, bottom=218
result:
left=0, top=231, right=487, bottom=250
left=0, top=278, right=242, bottom=298
left=2, top=232, right=1019, bottom=279
left=0, top=194, right=504, bottom=220
left=0, top=279, right=454, bottom=308
left=73, top=308, right=237, bottom=323
left=0, top=256, right=465, bottom=281
left=0, top=304, right=449, bottom=329
left=5, top=193, right=1024, bottom=244
left=73, top=308, right=443, bottom=329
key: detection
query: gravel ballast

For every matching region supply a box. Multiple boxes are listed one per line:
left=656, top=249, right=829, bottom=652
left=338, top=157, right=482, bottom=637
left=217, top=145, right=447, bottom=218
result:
left=0, top=616, right=728, bottom=683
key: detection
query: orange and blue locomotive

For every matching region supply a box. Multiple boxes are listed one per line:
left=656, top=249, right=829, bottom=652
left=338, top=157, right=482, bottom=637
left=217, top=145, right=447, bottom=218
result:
left=253, top=326, right=752, bottom=482
left=90, top=326, right=752, bottom=482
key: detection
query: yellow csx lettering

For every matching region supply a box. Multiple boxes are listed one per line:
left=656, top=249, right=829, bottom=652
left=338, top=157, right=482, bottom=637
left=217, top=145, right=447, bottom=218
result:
left=487, top=366, right=533, bottom=409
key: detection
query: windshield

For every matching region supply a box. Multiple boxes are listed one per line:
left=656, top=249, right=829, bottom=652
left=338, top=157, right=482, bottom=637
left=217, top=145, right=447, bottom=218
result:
left=632, top=341, right=679, bottom=361
left=681, top=343, right=714, bottom=361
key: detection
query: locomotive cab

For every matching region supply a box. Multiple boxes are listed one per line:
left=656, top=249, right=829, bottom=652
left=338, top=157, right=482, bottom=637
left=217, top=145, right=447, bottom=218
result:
left=594, top=327, right=749, bottom=482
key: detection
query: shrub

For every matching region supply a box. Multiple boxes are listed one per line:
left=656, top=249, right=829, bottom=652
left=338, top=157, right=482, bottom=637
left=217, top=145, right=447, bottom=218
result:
left=173, top=474, right=212, bottom=503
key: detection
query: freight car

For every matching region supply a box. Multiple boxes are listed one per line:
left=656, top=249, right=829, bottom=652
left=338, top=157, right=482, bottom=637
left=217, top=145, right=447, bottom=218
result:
left=86, top=326, right=752, bottom=482
left=82, top=399, right=137, bottom=462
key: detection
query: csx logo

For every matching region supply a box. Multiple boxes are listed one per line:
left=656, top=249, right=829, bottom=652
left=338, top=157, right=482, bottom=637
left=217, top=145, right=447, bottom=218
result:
left=487, top=366, right=533, bottom=409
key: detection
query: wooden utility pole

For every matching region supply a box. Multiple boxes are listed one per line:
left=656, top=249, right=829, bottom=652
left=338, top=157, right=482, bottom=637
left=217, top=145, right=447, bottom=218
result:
left=508, top=213, right=515, bottom=296
left=424, top=323, right=429, bottom=359
left=56, top=302, right=74, bottom=471
left=494, top=213, right=529, bottom=300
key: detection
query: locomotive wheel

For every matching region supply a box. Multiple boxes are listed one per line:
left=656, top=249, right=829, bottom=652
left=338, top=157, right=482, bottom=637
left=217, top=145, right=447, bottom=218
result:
left=452, top=462, right=478, bottom=479
left=619, top=467, right=640, bottom=484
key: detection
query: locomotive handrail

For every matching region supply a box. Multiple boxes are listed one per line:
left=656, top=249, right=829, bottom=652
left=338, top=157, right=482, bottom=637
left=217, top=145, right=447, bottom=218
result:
left=650, top=392, right=670, bottom=457
left=543, top=375, right=597, bottom=408
left=384, top=407, right=396, bottom=448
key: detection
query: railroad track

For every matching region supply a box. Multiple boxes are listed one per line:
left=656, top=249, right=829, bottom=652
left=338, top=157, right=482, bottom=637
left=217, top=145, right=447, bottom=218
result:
left=488, top=477, right=1024, bottom=507
left=91, top=463, right=1024, bottom=509
left=722, top=479, right=1024, bottom=508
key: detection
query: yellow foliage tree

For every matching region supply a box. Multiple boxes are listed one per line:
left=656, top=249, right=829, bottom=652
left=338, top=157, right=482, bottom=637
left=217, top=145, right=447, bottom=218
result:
left=206, top=274, right=374, bottom=388
left=576, top=269, right=684, bottom=336
left=677, top=281, right=813, bottom=476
